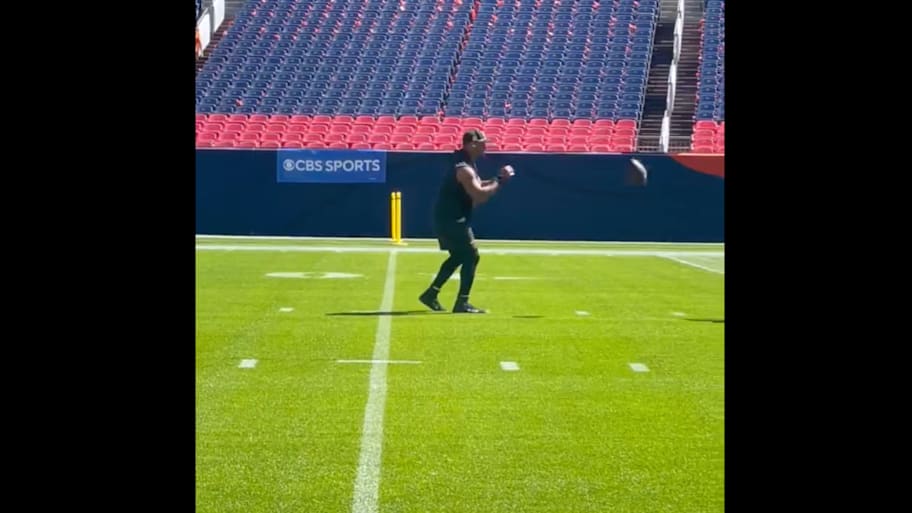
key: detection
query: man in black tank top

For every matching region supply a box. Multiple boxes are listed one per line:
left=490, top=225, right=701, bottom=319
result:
left=419, top=130, right=515, bottom=314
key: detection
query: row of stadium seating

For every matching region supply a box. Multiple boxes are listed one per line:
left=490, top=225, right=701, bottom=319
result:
left=691, top=0, right=724, bottom=153
left=196, top=113, right=639, bottom=152
left=196, top=0, right=723, bottom=153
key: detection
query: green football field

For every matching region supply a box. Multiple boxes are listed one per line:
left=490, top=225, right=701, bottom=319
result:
left=196, top=236, right=724, bottom=513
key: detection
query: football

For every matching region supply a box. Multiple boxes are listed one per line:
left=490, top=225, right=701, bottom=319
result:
left=626, top=158, right=648, bottom=186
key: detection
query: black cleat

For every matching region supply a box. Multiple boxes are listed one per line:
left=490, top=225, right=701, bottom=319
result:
left=419, top=290, right=446, bottom=312
left=453, top=301, right=487, bottom=314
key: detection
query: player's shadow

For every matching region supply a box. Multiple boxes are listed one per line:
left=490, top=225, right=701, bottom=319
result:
left=326, top=311, right=546, bottom=318
left=326, top=310, right=432, bottom=317
left=683, top=318, right=724, bottom=323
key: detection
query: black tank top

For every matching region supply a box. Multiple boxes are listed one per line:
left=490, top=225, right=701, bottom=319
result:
left=434, top=150, right=475, bottom=224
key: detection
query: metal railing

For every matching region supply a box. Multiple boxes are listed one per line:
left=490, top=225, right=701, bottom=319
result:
left=659, top=0, right=685, bottom=152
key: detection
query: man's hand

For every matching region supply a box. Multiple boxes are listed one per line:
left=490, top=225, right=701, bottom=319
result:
left=498, top=165, right=515, bottom=183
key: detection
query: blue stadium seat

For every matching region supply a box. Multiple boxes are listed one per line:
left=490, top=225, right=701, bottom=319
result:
left=197, top=0, right=660, bottom=127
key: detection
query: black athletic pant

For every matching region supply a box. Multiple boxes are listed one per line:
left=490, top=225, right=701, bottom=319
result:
left=431, top=222, right=480, bottom=299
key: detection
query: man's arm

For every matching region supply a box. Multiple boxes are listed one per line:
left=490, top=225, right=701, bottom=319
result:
left=456, top=165, right=500, bottom=205
left=481, top=166, right=515, bottom=188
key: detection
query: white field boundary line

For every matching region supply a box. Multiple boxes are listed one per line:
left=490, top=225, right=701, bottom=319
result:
left=196, top=234, right=723, bottom=246
left=197, top=244, right=722, bottom=257
left=338, top=360, right=421, bottom=365
left=351, top=250, right=397, bottom=513
left=660, top=255, right=725, bottom=274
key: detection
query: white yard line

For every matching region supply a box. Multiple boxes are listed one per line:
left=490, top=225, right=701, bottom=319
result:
left=351, top=250, right=398, bottom=513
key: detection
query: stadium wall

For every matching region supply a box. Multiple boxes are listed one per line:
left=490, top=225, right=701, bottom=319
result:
left=196, top=150, right=724, bottom=242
